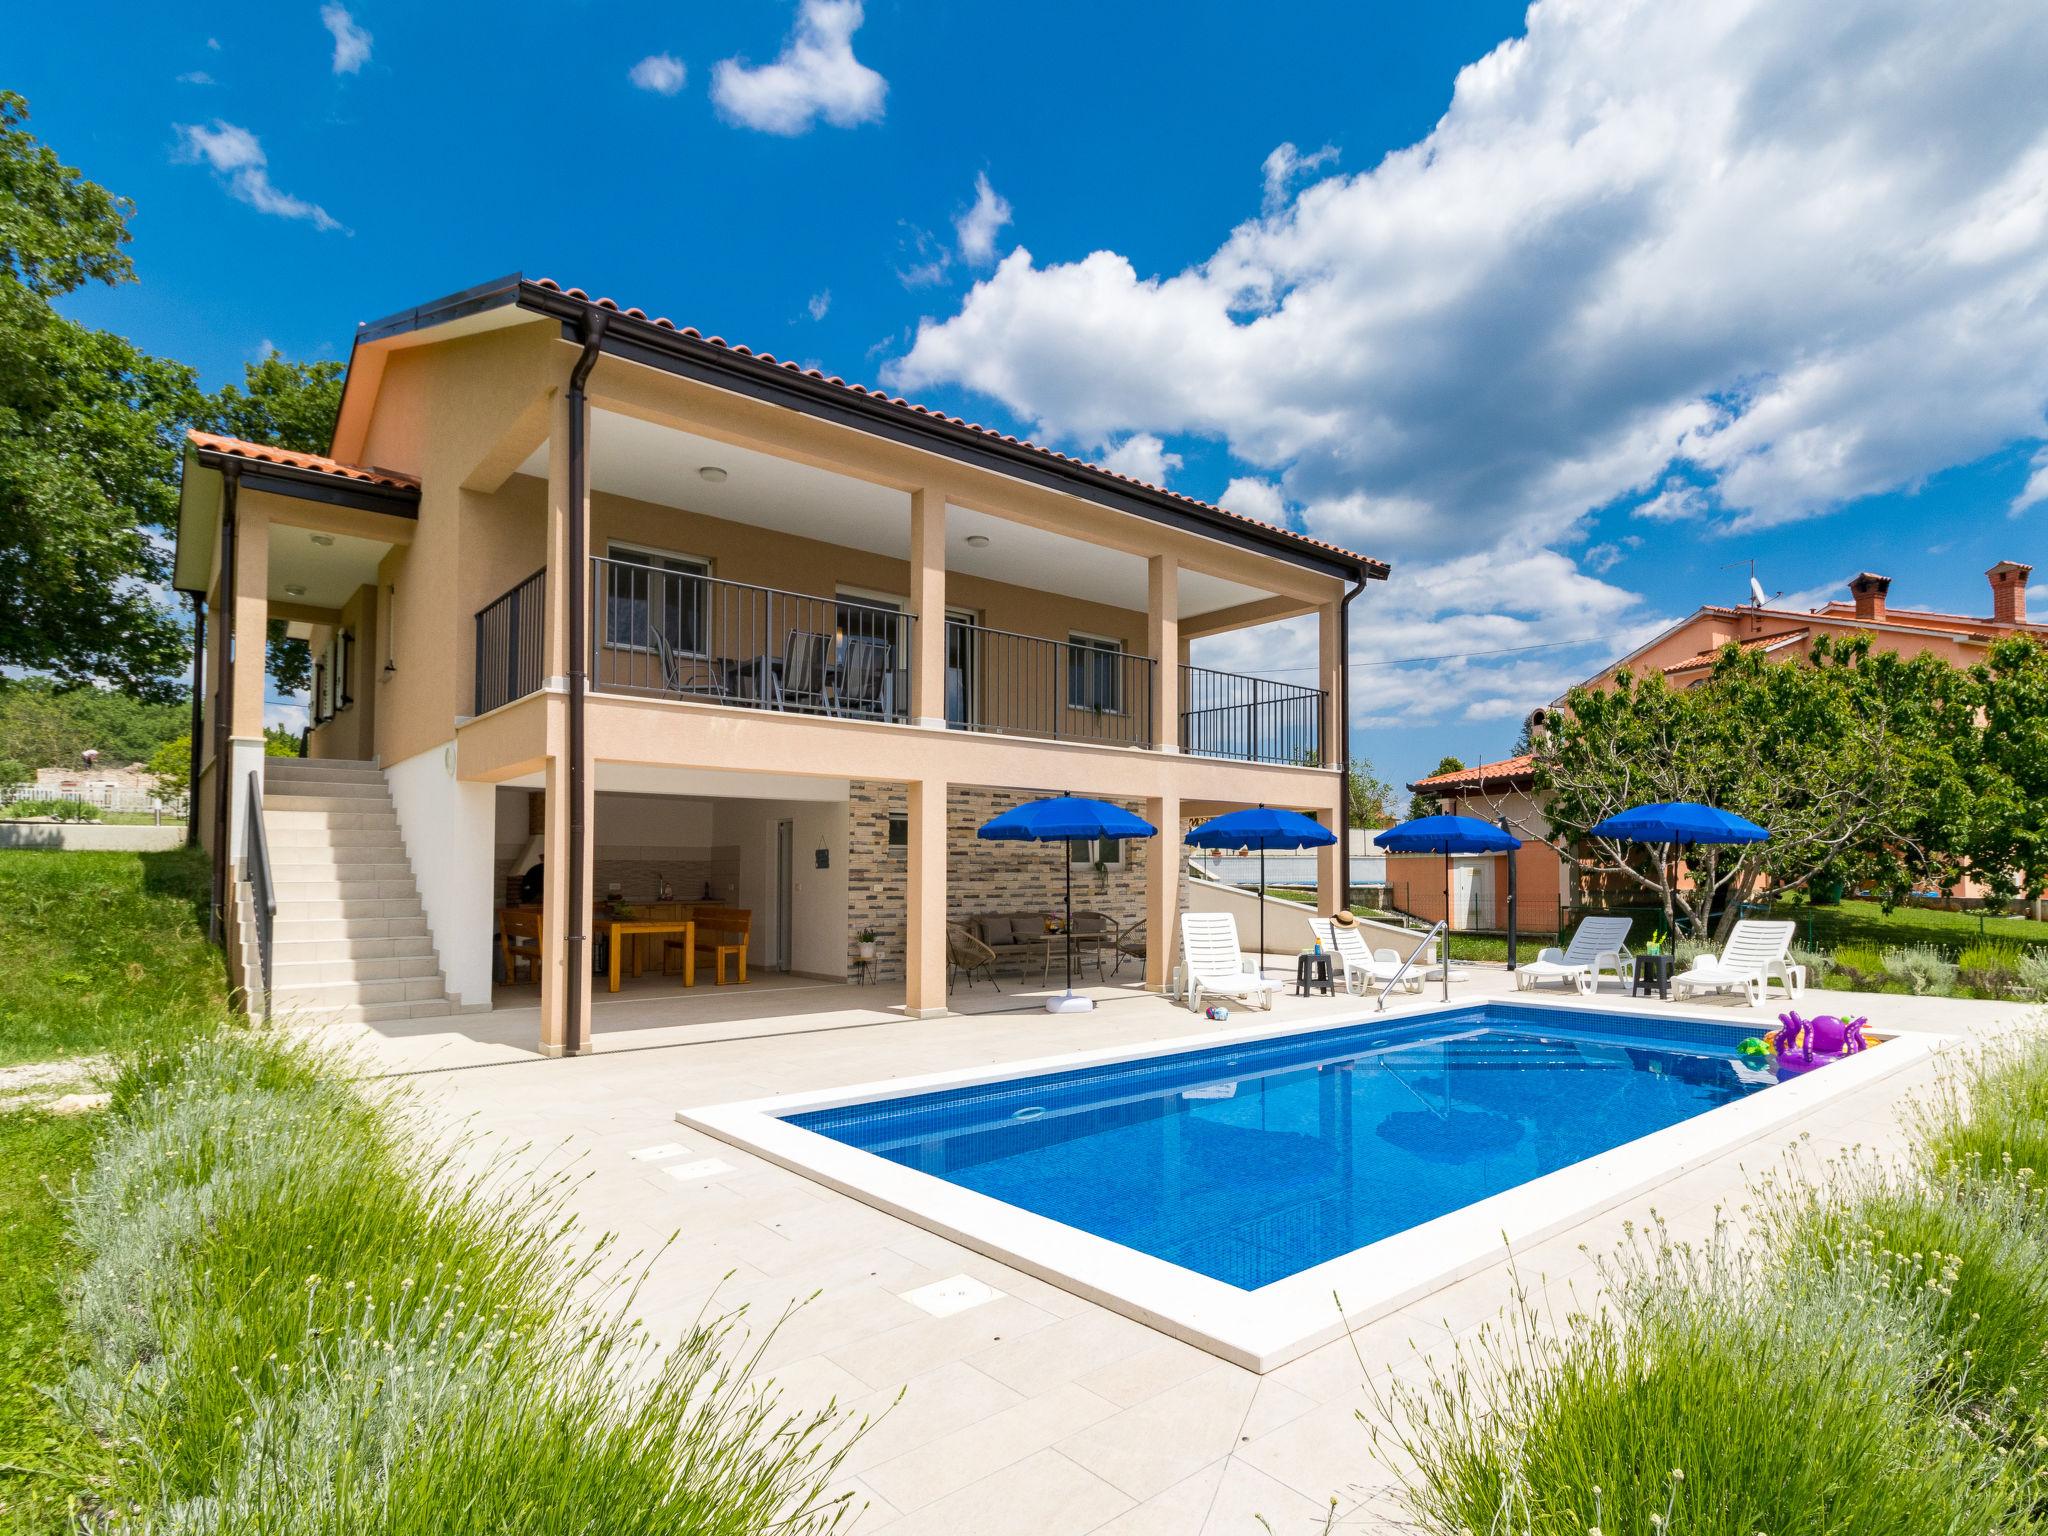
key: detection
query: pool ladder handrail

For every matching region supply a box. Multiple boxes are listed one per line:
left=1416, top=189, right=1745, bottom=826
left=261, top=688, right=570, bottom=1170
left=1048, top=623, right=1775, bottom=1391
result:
left=1376, top=920, right=1446, bottom=1012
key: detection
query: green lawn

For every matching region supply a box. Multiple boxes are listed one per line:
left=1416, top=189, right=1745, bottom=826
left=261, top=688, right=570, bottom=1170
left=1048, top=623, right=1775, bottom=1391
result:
left=0, top=1110, right=117, bottom=1530
left=1753, top=897, right=2048, bottom=955
left=0, top=846, right=225, bottom=1067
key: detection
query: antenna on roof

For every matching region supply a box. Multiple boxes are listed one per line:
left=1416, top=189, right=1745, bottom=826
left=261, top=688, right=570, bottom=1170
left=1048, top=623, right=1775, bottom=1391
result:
left=1720, top=557, right=1775, bottom=608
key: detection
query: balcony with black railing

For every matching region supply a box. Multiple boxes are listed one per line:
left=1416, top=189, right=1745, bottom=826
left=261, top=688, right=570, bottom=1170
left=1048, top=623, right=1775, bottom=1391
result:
left=1180, top=663, right=1326, bottom=767
left=468, top=556, right=1330, bottom=768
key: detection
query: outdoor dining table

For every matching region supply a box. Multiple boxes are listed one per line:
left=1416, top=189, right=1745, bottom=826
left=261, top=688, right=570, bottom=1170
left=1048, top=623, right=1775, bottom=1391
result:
left=602, top=917, right=694, bottom=992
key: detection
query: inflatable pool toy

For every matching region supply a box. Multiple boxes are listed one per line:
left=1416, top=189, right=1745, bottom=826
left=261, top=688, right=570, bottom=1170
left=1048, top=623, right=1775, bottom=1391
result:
left=1775, top=1011, right=1869, bottom=1074
left=1738, top=1036, right=1769, bottom=1057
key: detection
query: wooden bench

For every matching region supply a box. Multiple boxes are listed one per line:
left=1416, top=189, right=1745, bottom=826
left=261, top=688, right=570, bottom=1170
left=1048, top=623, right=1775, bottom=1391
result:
left=498, top=909, right=542, bottom=985
left=665, top=905, right=751, bottom=985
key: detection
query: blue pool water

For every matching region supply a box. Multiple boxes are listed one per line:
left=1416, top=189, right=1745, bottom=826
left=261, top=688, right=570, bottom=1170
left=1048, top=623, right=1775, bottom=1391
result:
left=789, top=1004, right=1789, bottom=1290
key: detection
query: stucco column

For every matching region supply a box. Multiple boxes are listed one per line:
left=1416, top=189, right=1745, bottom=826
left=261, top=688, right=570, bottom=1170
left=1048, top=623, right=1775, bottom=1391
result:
left=1317, top=598, right=1342, bottom=769
left=1148, top=554, right=1179, bottom=751
left=1318, top=834, right=1343, bottom=917
left=908, top=488, right=947, bottom=728
left=223, top=501, right=271, bottom=870
left=1145, top=791, right=1181, bottom=993
left=904, top=776, right=949, bottom=1017
left=542, top=387, right=582, bottom=689
left=537, top=719, right=594, bottom=1056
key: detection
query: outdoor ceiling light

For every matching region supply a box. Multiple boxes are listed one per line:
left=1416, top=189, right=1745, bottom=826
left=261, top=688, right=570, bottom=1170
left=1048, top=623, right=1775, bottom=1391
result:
left=284, top=583, right=307, bottom=598
left=698, top=465, right=728, bottom=483
left=310, top=533, right=336, bottom=547
left=965, top=534, right=991, bottom=548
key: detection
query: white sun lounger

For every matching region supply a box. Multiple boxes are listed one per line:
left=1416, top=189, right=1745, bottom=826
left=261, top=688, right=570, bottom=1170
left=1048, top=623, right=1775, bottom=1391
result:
left=1515, top=916, right=1634, bottom=996
left=1180, top=913, right=1278, bottom=1014
left=1673, top=919, right=1805, bottom=1008
left=1307, top=918, right=1423, bottom=996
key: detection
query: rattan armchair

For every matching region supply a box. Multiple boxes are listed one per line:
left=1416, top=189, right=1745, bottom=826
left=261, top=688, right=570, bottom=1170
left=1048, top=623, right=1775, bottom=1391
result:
left=947, top=925, right=1002, bottom=992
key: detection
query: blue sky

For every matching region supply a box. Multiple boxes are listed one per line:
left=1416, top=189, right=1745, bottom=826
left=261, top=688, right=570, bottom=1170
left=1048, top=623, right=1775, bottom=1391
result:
left=16, top=0, right=2047, bottom=790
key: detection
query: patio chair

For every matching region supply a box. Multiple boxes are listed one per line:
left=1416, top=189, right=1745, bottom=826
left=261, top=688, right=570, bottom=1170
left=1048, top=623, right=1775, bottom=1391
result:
left=498, top=909, right=542, bottom=985
left=1515, top=916, right=1634, bottom=996
left=1308, top=917, right=1424, bottom=996
left=833, top=636, right=892, bottom=718
left=1673, top=919, right=1805, bottom=1008
left=1110, top=917, right=1146, bottom=976
left=654, top=628, right=729, bottom=702
left=778, top=630, right=834, bottom=713
left=1179, top=912, right=1278, bottom=1014
left=947, top=925, right=1002, bottom=991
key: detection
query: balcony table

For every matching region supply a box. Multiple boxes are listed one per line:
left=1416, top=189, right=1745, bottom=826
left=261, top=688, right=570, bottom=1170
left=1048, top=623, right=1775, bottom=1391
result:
left=603, top=917, right=694, bottom=992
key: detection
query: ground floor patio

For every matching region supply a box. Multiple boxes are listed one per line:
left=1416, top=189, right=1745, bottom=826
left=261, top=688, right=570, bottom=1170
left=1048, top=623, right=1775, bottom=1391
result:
left=329, top=971, right=2026, bottom=1534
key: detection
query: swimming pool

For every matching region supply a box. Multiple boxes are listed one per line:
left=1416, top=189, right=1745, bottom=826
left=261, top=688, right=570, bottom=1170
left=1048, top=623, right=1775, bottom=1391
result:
left=682, top=997, right=1930, bottom=1370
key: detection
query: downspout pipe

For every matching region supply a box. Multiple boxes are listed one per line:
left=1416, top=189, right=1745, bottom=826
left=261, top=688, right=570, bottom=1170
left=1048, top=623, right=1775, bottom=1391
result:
left=211, top=471, right=240, bottom=944
left=563, top=314, right=607, bottom=1055
left=187, top=594, right=206, bottom=848
left=1335, top=573, right=1369, bottom=911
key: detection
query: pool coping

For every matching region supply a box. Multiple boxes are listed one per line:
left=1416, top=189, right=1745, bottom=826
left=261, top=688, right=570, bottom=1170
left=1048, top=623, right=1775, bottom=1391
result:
left=678, top=995, right=1943, bottom=1372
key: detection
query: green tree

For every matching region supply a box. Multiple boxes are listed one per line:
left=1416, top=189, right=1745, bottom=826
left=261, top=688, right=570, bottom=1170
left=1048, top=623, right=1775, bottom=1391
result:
left=1969, top=636, right=2048, bottom=902
left=0, top=677, right=188, bottom=768
left=206, top=353, right=344, bottom=455
left=1407, top=756, right=1465, bottom=820
left=146, top=733, right=191, bottom=801
left=1347, top=760, right=1396, bottom=827
left=0, top=93, right=199, bottom=694
left=264, top=724, right=302, bottom=756
left=1534, top=636, right=1974, bottom=938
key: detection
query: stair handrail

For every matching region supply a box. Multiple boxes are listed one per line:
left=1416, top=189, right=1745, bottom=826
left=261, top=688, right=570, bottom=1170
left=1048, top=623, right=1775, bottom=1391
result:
left=1376, top=920, right=1445, bottom=1012
left=244, top=770, right=276, bottom=1020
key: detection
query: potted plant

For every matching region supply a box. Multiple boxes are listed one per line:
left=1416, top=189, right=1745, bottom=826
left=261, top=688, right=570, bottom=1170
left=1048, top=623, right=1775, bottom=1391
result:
left=855, top=928, right=878, bottom=961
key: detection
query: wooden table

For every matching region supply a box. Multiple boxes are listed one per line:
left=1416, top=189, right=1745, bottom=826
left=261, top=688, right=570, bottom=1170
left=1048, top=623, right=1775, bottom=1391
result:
left=604, top=918, right=694, bottom=992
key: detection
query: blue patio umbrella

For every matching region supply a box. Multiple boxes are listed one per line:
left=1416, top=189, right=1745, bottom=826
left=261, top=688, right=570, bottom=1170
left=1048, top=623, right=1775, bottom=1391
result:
left=1186, top=807, right=1337, bottom=975
left=979, top=796, right=1158, bottom=1013
left=1587, top=801, right=1768, bottom=940
left=1376, top=815, right=1522, bottom=999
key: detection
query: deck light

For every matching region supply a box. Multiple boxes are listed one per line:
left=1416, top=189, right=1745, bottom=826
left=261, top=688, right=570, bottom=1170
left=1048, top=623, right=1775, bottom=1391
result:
left=965, top=534, right=990, bottom=548
left=698, top=465, right=728, bottom=483
left=310, top=533, right=336, bottom=546
left=284, top=584, right=307, bottom=598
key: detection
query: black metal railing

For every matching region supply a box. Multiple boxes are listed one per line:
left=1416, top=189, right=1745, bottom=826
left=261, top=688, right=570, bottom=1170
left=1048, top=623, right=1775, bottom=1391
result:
left=1179, top=664, right=1326, bottom=766
left=943, top=621, right=1155, bottom=748
left=473, top=568, right=546, bottom=715
left=590, top=557, right=913, bottom=722
left=244, top=771, right=276, bottom=1020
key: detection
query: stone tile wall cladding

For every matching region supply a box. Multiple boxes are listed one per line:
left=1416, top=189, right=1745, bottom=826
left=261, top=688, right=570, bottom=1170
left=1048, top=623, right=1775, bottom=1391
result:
left=846, top=782, right=1189, bottom=983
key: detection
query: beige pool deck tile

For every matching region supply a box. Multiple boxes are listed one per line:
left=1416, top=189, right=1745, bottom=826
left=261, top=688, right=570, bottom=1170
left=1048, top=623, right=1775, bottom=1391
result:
left=337, top=972, right=2025, bottom=1534
left=860, top=1380, right=1120, bottom=1513
left=1056, top=1361, right=1260, bottom=1500
left=864, top=1447, right=1133, bottom=1536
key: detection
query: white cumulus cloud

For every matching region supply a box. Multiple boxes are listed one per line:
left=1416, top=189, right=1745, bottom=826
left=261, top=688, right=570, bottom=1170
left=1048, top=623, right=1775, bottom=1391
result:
left=629, top=52, right=686, bottom=95
left=2013, top=445, right=2048, bottom=517
left=712, top=0, right=885, bottom=136
left=955, top=172, right=1012, bottom=266
left=807, top=289, right=831, bottom=320
left=1097, top=433, right=1183, bottom=487
left=321, top=4, right=371, bottom=75
left=174, top=121, right=341, bottom=232
left=887, top=0, right=2048, bottom=730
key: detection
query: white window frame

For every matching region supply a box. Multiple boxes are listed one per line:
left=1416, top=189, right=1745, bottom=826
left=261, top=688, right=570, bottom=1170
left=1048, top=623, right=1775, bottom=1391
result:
left=605, top=541, right=712, bottom=657
left=1068, top=836, right=1125, bottom=868
left=1066, top=631, right=1126, bottom=715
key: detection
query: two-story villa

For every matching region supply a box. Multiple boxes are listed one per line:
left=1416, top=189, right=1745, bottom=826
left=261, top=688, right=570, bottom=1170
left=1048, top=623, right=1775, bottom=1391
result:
left=174, top=275, right=1386, bottom=1055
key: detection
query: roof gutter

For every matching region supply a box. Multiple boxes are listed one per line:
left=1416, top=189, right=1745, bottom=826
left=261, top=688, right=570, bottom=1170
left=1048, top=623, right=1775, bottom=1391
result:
left=1336, top=571, right=1368, bottom=905
left=562, top=312, right=607, bottom=1057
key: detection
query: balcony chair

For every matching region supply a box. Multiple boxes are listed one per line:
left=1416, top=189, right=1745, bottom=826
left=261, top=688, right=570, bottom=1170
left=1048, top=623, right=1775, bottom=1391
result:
left=778, top=631, right=834, bottom=713
left=834, top=636, right=893, bottom=718
left=654, top=628, right=728, bottom=702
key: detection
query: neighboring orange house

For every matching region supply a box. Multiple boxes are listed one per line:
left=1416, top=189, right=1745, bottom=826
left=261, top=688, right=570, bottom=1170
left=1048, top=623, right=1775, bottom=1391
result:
left=1402, top=561, right=2043, bottom=925
left=1610, top=560, right=2041, bottom=683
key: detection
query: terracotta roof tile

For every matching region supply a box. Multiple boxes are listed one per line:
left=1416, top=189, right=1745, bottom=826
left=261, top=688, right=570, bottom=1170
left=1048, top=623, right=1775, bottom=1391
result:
left=1411, top=754, right=1535, bottom=791
left=187, top=430, right=420, bottom=492
left=1661, top=628, right=1808, bottom=674
left=526, top=277, right=1385, bottom=575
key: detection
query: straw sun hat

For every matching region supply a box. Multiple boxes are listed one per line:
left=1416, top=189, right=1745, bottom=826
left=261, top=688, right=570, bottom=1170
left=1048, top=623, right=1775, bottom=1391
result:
left=1331, top=910, right=1359, bottom=928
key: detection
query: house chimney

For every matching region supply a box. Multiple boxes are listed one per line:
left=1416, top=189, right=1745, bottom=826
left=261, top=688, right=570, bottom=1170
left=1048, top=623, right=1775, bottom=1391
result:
left=1848, top=571, right=1890, bottom=622
left=1989, top=561, right=2031, bottom=626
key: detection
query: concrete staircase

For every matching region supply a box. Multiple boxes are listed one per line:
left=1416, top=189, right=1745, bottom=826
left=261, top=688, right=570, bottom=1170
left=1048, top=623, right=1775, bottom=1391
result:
left=259, top=758, right=460, bottom=1023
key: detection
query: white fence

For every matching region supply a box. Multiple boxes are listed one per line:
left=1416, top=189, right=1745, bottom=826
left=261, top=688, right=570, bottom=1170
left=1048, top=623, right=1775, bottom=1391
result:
left=1, top=781, right=189, bottom=817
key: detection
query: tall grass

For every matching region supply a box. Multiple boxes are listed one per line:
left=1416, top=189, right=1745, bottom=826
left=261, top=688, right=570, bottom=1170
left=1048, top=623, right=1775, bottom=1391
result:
left=66, top=1030, right=863, bottom=1533
left=1920, top=1032, right=2048, bottom=1182
left=1378, top=1223, right=2042, bottom=1534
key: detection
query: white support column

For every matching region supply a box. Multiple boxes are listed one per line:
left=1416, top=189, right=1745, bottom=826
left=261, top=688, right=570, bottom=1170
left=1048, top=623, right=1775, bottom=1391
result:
left=1145, top=790, right=1181, bottom=993
left=904, top=776, right=949, bottom=1017
left=909, top=488, right=947, bottom=729
left=1149, top=554, right=1179, bottom=752
left=1318, top=598, right=1342, bottom=770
